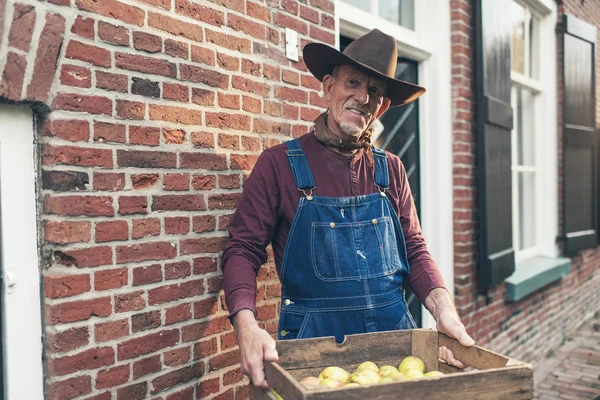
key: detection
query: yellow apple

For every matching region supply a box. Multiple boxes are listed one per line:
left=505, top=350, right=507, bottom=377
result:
left=318, top=366, right=349, bottom=383
left=398, top=356, right=425, bottom=374
left=344, top=383, right=361, bottom=388
left=349, top=372, right=373, bottom=385
left=388, top=370, right=406, bottom=381
left=378, top=377, right=394, bottom=384
left=424, top=371, right=445, bottom=377
left=378, top=365, right=398, bottom=377
left=356, top=361, right=379, bottom=372
left=299, top=376, right=321, bottom=389
left=319, top=378, right=345, bottom=388
left=403, top=369, right=424, bottom=379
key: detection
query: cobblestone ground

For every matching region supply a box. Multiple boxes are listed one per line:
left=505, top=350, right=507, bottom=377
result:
left=534, top=313, right=600, bottom=400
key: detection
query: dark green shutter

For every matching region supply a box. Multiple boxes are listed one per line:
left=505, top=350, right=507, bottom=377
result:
left=560, top=14, right=598, bottom=254
left=474, top=0, right=515, bottom=293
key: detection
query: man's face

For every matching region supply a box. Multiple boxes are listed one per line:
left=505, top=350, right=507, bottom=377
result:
left=322, top=65, right=391, bottom=141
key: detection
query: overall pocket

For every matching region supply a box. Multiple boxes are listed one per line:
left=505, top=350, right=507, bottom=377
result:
left=310, top=216, right=401, bottom=282
left=277, top=311, right=309, bottom=340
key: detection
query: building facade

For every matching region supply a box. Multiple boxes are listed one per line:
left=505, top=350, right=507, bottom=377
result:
left=0, top=0, right=597, bottom=399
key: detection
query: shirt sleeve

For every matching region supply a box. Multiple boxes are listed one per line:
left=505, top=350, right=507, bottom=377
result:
left=395, top=161, right=448, bottom=303
left=222, top=149, right=281, bottom=319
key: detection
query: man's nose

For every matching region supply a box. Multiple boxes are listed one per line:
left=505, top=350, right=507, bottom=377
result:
left=354, top=87, right=369, bottom=105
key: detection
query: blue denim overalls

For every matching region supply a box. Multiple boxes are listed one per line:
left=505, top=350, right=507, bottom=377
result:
left=277, top=139, right=416, bottom=343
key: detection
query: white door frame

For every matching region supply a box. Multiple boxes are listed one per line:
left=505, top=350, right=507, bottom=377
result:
left=335, top=0, right=454, bottom=329
left=0, top=104, right=44, bottom=400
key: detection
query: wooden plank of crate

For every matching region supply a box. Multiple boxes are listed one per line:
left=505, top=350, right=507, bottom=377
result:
left=303, top=365, right=533, bottom=400
left=250, top=385, right=279, bottom=400
left=276, top=330, right=412, bottom=369
left=264, top=361, right=306, bottom=400
left=438, top=333, right=510, bottom=370
left=438, top=362, right=465, bottom=374
left=410, top=329, right=439, bottom=373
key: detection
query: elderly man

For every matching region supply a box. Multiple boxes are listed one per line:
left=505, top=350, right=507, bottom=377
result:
left=222, top=29, right=474, bottom=388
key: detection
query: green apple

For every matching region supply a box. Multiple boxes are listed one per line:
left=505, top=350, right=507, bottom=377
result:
left=378, top=377, right=394, bottom=384
left=319, top=378, right=345, bottom=388
left=398, top=356, right=425, bottom=374
left=388, top=370, right=406, bottom=381
left=356, top=361, right=379, bottom=372
left=349, top=372, right=373, bottom=385
left=378, top=365, right=398, bottom=377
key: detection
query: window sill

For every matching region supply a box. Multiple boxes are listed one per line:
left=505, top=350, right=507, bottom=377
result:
left=504, top=256, right=571, bottom=302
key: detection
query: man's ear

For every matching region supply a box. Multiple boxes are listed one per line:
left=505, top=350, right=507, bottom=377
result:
left=375, top=98, right=392, bottom=119
left=322, top=74, right=335, bottom=102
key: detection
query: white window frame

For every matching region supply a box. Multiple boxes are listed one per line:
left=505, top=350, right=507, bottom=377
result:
left=510, top=0, right=558, bottom=263
left=0, top=104, right=44, bottom=400
left=336, top=0, right=453, bottom=329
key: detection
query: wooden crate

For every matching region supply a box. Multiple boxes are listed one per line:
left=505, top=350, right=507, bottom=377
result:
left=250, top=329, right=533, bottom=400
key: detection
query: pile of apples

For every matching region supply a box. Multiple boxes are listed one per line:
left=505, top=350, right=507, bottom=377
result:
left=299, top=356, right=444, bottom=389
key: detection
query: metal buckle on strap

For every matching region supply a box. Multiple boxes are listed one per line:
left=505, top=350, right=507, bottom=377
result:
left=376, top=185, right=387, bottom=197
left=298, top=188, right=314, bottom=201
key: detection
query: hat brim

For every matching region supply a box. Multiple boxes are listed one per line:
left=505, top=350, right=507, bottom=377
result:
left=303, top=43, right=426, bottom=107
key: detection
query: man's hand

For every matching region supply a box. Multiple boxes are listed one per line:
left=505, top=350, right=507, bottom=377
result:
left=233, top=309, right=279, bottom=389
left=424, top=288, right=474, bottom=369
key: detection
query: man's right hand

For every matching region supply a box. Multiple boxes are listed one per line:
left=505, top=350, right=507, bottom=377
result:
left=233, top=309, right=279, bottom=389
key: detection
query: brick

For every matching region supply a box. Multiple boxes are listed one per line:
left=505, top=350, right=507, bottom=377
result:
left=241, top=135, right=260, bottom=151
left=205, top=29, right=251, bottom=53
left=193, top=336, right=218, bottom=360
left=209, top=348, right=239, bottom=371
left=42, top=144, right=112, bottom=169
left=93, top=172, right=125, bottom=191
left=223, top=368, right=244, bottom=386
left=45, top=297, right=112, bottom=325
left=218, top=213, right=233, bottom=230
left=242, top=59, right=261, bottom=76
left=181, top=316, right=230, bottom=341
left=300, top=5, right=318, bottom=23
left=50, top=347, right=114, bottom=376
left=310, top=0, right=333, bottom=12
left=218, top=174, right=240, bottom=189
left=321, top=13, right=334, bottom=29
left=152, top=194, right=205, bottom=211
left=44, top=220, right=90, bottom=244
left=116, top=52, right=176, bottom=78
left=180, top=236, right=227, bottom=255
left=116, top=382, right=147, bottom=400
left=180, top=152, right=227, bottom=170
left=44, top=195, right=114, bottom=217
left=218, top=93, right=240, bottom=110
left=85, top=392, right=112, bottom=400
left=150, top=363, right=203, bottom=394
left=132, top=174, right=159, bottom=189
left=96, top=364, right=130, bottom=389
left=94, top=121, right=126, bottom=143
left=72, top=16, right=94, bottom=39
left=230, top=154, right=259, bottom=170
left=116, top=100, right=146, bottom=119
left=95, top=221, right=128, bottom=243
left=44, top=274, right=91, bottom=299
left=163, top=83, right=189, bottom=102
left=0, top=52, right=26, bottom=101
left=191, top=174, right=217, bottom=190
left=165, top=260, right=191, bottom=280
left=114, top=291, right=145, bottom=313
left=47, top=376, right=92, bottom=400
left=274, top=12, right=308, bottom=34
left=98, top=21, right=129, bottom=46
left=193, top=297, right=218, bottom=319
left=165, top=39, right=188, bottom=59
left=263, top=64, right=281, bottom=81
left=132, top=310, right=161, bottom=332
left=206, top=112, right=251, bottom=131
left=60, top=64, right=91, bottom=88
left=301, top=74, right=321, bottom=90
left=95, top=268, right=128, bottom=291
left=163, top=346, right=190, bottom=366
left=165, top=216, right=190, bottom=234
left=232, top=76, right=270, bottom=96
left=27, top=13, right=65, bottom=102
left=137, top=0, right=170, bottom=9
left=116, top=241, right=176, bottom=263
left=117, top=150, right=177, bottom=168
left=65, top=40, right=110, bottom=67
left=163, top=173, right=190, bottom=191
left=247, top=1, right=269, bottom=22
left=192, top=88, right=216, bottom=106
left=191, top=45, right=215, bottom=65
left=133, top=355, right=161, bottom=379
left=96, top=71, right=128, bottom=92
left=149, top=104, right=203, bottom=125
left=130, top=126, right=160, bottom=146
left=52, top=93, right=112, bottom=115
left=197, top=377, right=220, bottom=398
left=131, top=77, right=160, bottom=98
left=275, top=85, right=308, bottom=103
left=192, top=215, right=216, bottom=233
left=47, top=327, right=89, bottom=354
left=75, top=0, right=145, bottom=26
left=132, top=218, right=161, bottom=238
left=190, top=131, right=215, bottom=148
left=133, top=31, right=162, bottom=53
left=243, top=96, right=261, bottom=113
left=175, top=0, right=224, bottom=26
left=167, top=386, right=194, bottom=400
left=117, top=329, right=179, bottom=360
left=163, top=128, right=186, bottom=144
left=53, top=246, right=113, bottom=268
left=94, top=319, right=128, bottom=342
left=148, top=12, right=203, bottom=42
left=118, top=196, right=148, bottom=215
left=179, top=64, right=228, bottom=89
left=228, top=14, right=266, bottom=40
left=282, top=69, right=299, bottom=85
left=149, top=283, right=182, bottom=305
left=133, top=264, right=162, bottom=286
left=310, top=25, right=335, bottom=44
left=217, top=53, right=240, bottom=72
left=165, top=303, right=192, bottom=325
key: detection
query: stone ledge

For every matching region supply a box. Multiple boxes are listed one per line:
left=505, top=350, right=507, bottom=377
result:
left=505, top=256, right=572, bottom=302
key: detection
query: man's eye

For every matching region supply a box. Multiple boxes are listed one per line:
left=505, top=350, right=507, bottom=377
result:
left=369, top=87, right=381, bottom=95
left=348, top=79, right=357, bottom=85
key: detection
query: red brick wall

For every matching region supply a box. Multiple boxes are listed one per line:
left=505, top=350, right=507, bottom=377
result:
left=0, top=0, right=332, bottom=398
left=450, top=0, right=600, bottom=366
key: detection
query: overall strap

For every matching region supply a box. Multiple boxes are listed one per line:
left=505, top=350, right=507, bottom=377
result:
left=372, top=147, right=389, bottom=190
left=285, top=139, right=316, bottom=191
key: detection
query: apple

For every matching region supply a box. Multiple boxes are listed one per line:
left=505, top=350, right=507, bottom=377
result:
left=356, top=361, right=379, bottom=372
left=319, top=378, right=345, bottom=388
left=403, top=369, right=424, bottom=379
left=299, top=376, right=321, bottom=389
left=378, top=377, right=394, bottom=384
left=344, top=383, right=361, bottom=388
left=424, top=371, right=445, bottom=377
left=398, top=356, right=425, bottom=374
left=349, top=372, right=374, bottom=385
left=318, top=366, right=349, bottom=383
left=388, top=370, right=406, bottom=381
left=378, top=365, right=398, bottom=377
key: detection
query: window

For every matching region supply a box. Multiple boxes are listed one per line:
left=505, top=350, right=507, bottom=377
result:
left=340, top=0, right=415, bottom=30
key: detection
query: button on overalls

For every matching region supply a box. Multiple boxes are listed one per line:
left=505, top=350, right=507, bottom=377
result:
left=277, top=139, right=416, bottom=343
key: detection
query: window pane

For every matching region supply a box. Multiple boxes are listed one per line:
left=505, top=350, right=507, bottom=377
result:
left=511, top=1, right=526, bottom=74
left=518, top=171, right=536, bottom=250
left=516, top=88, right=535, bottom=166
left=528, top=15, right=539, bottom=78
left=342, top=0, right=370, bottom=12
left=378, top=0, right=415, bottom=30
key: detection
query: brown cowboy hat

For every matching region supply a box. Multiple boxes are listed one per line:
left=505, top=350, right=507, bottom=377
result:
left=303, top=29, right=426, bottom=107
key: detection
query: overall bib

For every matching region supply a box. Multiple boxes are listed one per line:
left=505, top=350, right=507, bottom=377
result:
left=277, top=139, right=416, bottom=344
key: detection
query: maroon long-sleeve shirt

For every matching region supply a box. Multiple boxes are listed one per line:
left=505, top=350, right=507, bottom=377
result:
left=222, top=131, right=446, bottom=319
